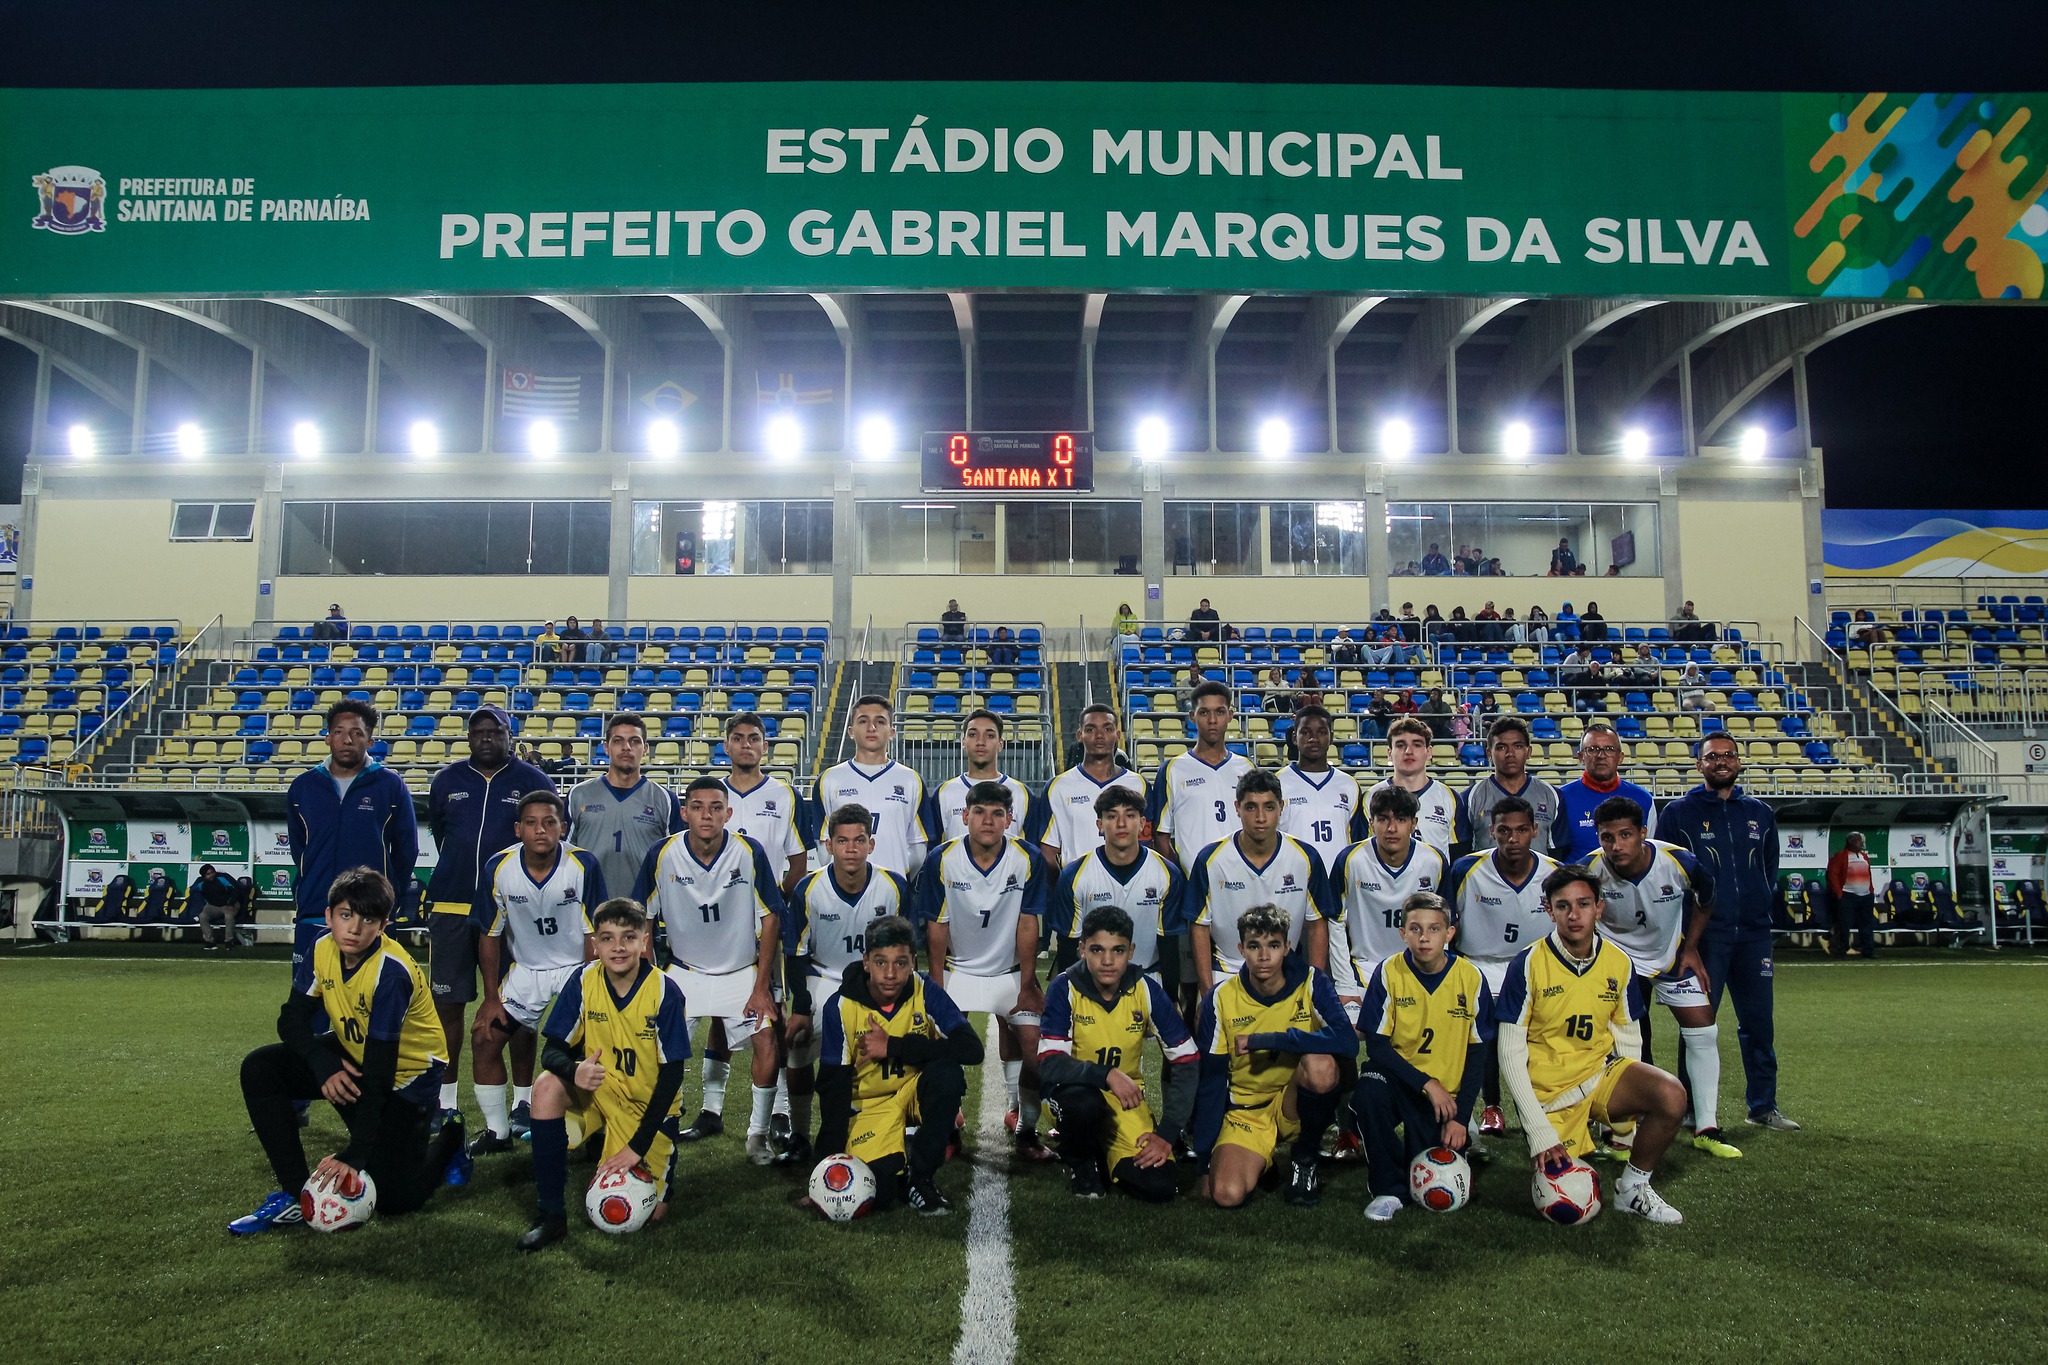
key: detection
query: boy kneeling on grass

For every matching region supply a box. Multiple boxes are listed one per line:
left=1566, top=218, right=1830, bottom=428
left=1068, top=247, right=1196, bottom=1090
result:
left=230, top=868, right=464, bottom=1234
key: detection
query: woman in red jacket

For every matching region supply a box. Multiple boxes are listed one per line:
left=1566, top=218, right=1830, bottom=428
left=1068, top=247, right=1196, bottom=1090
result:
left=1825, top=832, right=1878, bottom=958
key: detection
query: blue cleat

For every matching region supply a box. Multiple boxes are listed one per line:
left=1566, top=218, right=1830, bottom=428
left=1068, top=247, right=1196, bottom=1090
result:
left=508, top=1101, right=533, bottom=1141
left=445, top=1137, right=474, bottom=1187
left=229, top=1190, right=306, bottom=1236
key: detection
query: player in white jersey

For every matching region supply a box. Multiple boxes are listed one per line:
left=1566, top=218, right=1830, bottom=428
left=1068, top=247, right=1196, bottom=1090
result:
left=914, top=779, right=1052, bottom=1159
left=1328, top=783, right=1451, bottom=1020
left=1147, top=681, right=1253, bottom=872
left=1367, top=715, right=1464, bottom=858
left=633, top=777, right=788, bottom=1164
left=929, top=708, right=1042, bottom=844
left=1186, top=769, right=1334, bottom=994
left=567, top=712, right=683, bottom=904
left=1039, top=704, right=1146, bottom=870
left=1050, top=783, right=1186, bottom=988
left=1277, top=705, right=1367, bottom=874
left=779, top=801, right=911, bottom=1168
left=470, top=791, right=600, bottom=1152
left=1458, top=715, right=1562, bottom=854
left=720, top=710, right=810, bottom=893
left=815, top=694, right=932, bottom=878
left=1444, top=794, right=1558, bottom=1136
left=1588, top=794, right=1741, bottom=1159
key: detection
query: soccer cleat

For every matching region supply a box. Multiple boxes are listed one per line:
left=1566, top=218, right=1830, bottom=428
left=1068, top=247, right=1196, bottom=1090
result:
left=516, top=1215, right=568, bottom=1253
left=677, top=1110, right=724, bottom=1142
left=745, top=1132, right=776, bottom=1166
left=1618, top=1180, right=1684, bottom=1225
left=1013, top=1128, right=1055, bottom=1162
left=1003, top=1107, right=1020, bottom=1134
left=776, top=1133, right=814, bottom=1170
left=1692, top=1128, right=1744, bottom=1159
left=1364, top=1194, right=1404, bottom=1222
left=468, top=1130, right=517, bottom=1157
left=1478, top=1105, right=1506, bottom=1136
left=507, top=1101, right=533, bottom=1140
left=1068, top=1160, right=1107, bottom=1200
left=1750, top=1109, right=1802, bottom=1131
left=1328, top=1129, right=1364, bottom=1163
left=768, top=1111, right=793, bottom=1159
left=907, top=1178, right=953, bottom=1216
left=228, top=1190, right=305, bottom=1235
left=444, top=1139, right=475, bottom=1187
left=1284, top=1153, right=1322, bottom=1208
left=203, top=941, right=223, bottom=952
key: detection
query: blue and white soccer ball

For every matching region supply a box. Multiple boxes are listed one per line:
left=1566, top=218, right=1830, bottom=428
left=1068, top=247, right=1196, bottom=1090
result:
left=1409, top=1146, right=1471, bottom=1212
left=586, top=1164, right=659, bottom=1234
left=300, top=1170, right=377, bottom=1232
left=1532, top=1155, right=1602, bottom=1225
left=808, top=1153, right=878, bottom=1222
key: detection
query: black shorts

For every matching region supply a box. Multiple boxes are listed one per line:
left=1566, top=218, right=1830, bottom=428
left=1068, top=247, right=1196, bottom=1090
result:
left=428, top=910, right=478, bottom=1004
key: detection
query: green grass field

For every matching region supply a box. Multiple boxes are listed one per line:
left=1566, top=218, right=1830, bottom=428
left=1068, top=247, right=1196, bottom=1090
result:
left=3, top=945, right=2045, bottom=1364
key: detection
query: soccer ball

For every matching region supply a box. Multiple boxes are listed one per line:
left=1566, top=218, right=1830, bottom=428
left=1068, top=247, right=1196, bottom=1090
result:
left=1531, top=1156, right=1603, bottom=1225
left=585, top=1164, right=659, bottom=1234
left=300, top=1170, right=377, bottom=1232
left=808, top=1153, right=878, bottom=1222
left=1408, top=1146, right=1471, bottom=1212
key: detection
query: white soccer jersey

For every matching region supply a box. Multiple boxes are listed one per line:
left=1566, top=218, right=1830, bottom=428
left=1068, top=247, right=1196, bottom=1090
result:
left=633, top=830, right=786, bottom=975
left=1052, top=846, right=1186, bottom=975
left=1147, top=750, right=1254, bottom=871
left=721, top=772, right=806, bottom=871
left=1039, top=764, right=1147, bottom=860
left=1278, top=763, right=1367, bottom=874
left=930, top=772, right=1037, bottom=844
left=914, top=836, right=1048, bottom=977
left=815, top=760, right=932, bottom=878
left=480, top=843, right=603, bottom=972
left=787, top=864, right=911, bottom=983
left=1367, top=776, right=1462, bottom=857
left=1588, top=839, right=1711, bottom=976
left=1447, top=849, right=1559, bottom=971
left=1188, top=833, right=1334, bottom=977
left=1330, top=837, right=1452, bottom=988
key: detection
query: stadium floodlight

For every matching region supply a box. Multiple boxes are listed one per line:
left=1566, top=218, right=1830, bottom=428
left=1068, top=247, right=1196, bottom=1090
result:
left=1740, top=425, right=1767, bottom=462
left=67, top=424, right=94, bottom=460
left=1135, top=415, right=1169, bottom=461
left=646, top=418, right=681, bottom=459
left=1380, top=417, right=1413, bottom=459
left=408, top=419, right=439, bottom=457
left=175, top=422, right=204, bottom=460
left=1257, top=417, right=1292, bottom=459
left=1503, top=421, right=1532, bottom=459
left=528, top=420, right=560, bottom=457
left=857, top=415, right=897, bottom=461
left=1622, top=427, right=1650, bottom=461
left=291, top=420, right=321, bottom=459
left=765, top=413, right=802, bottom=460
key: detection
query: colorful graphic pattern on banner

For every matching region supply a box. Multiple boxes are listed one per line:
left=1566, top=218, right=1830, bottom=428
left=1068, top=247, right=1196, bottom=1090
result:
left=4, top=84, right=2044, bottom=300
left=1824, top=510, right=2048, bottom=577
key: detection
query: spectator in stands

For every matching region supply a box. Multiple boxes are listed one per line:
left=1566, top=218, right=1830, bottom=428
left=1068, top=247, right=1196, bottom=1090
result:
left=185, top=864, right=253, bottom=950
left=1476, top=601, right=1503, bottom=643
left=1526, top=604, right=1551, bottom=642
left=1673, top=600, right=1714, bottom=642
left=1454, top=545, right=1479, bottom=576
left=1261, top=666, right=1291, bottom=710
left=1446, top=605, right=1472, bottom=642
left=1554, top=602, right=1580, bottom=639
left=1484, top=557, right=1505, bottom=577
left=1397, top=603, right=1421, bottom=643
left=1188, top=598, right=1221, bottom=641
left=583, top=617, right=610, bottom=663
left=1604, top=564, right=1621, bottom=577
left=988, top=625, right=1018, bottom=667
left=1422, top=605, right=1449, bottom=646
left=1390, top=688, right=1420, bottom=717
left=1291, top=670, right=1325, bottom=714
left=941, top=599, right=967, bottom=641
left=1616, top=643, right=1660, bottom=689
left=312, top=603, right=349, bottom=641
left=1825, top=832, right=1879, bottom=958
left=1552, top=721, right=1656, bottom=864
left=1419, top=686, right=1454, bottom=739
left=1331, top=631, right=1361, bottom=666
left=1549, top=537, right=1578, bottom=575
left=1113, top=603, right=1138, bottom=639
left=1678, top=662, right=1708, bottom=711
left=558, top=617, right=586, bottom=659
left=1421, top=543, right=1451, bottom=576
left=1849, top=609, right=1886, bottom=647
left=534, top=620, right=561, bottom=663
left=1580, top=601, right=1609, bottom=642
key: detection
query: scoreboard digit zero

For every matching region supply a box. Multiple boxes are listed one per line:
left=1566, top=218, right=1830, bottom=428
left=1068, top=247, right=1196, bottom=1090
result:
left=920, top=430, right=1094, bottom=493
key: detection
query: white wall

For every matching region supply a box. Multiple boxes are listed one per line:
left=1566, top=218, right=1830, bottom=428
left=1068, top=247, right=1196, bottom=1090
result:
left=35, top=498, right=260, bottom=627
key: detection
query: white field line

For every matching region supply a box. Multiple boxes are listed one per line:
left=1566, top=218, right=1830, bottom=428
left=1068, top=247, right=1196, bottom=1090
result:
left=952, top=1055, right=1016, bottom=1365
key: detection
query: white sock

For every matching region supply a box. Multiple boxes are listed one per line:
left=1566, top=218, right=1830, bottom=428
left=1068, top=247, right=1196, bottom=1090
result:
left=1617, top=1161, right=1651, bottom=1193
left=513, top=1084, right=531, bottom=1109
left=1680, top=1024, right=1722, bottom=1131
left=1003, top=1059, right=1022, bottom=1111
left=791, top=1090, right=813, bottom=1138
left=477, top=1081, right=511, bottom=1139
left=749, top=1084, right=777, bottom=1137
left=702, top=1057, right=730, bottom=1115
left=773, top=1071, right=791, bottom=1118
left=1019, top=1083, right=1041, bottom=1138
left=439, top=1081, right=459, bottom=1112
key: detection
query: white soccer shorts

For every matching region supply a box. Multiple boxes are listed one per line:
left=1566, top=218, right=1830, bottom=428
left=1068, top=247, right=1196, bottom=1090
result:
left=1650, top=965, right=1712, bottom=1010
left=500, top=962, right=581, bottom=1030
left=942, top=968, right=1039, bottom=1026
left=664, top=964, right=770, bottom=1047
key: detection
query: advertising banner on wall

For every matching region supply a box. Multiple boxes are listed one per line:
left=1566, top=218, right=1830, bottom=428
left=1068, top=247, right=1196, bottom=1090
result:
left=6, top=84, right=2046, bottom=302
left=1777, top=824, right=1827, bottom=869
left=1824, top=510, right=2048, bottom=578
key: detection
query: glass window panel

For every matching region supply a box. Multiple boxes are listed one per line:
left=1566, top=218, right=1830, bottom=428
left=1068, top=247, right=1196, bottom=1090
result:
left=169, top=503, right=215, bottom=539
left=210, top=503, right=256, bottom=539
left=570, top=503, right=611, bottom=575
left=483, top=503, right=535, bottom=575
left=1166, top=501, right=1259, bottom=576
left=1268, top=502, right=1365, bottom=576
left=631, top=502, right=663, bottom=576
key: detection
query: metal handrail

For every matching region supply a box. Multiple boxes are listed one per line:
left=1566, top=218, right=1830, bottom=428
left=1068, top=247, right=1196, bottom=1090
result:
left=65, top=613, right=224, bottom=774
left=1798, top=617, right=1923, bottom=746
left=1922, top=698, right=1998, bottom=792
left=836, top=616, right=874, bottom=763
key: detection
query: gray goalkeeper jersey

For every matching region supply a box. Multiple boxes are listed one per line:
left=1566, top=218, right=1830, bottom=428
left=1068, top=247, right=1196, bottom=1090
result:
left=568, top=774, right=683, bottom=904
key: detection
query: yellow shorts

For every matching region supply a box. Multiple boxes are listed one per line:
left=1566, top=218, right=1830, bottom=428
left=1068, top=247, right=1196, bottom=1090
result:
left=1544, top=1057, right=1635, bottom=1159
left=1106, top=1097, right=1159, bottom=1168
left=1215, top=1094, right=1300, bottom=1168
left=564, top=1087, right=679, bottom=1201
left=847, top=1082, right=923, bottom=1165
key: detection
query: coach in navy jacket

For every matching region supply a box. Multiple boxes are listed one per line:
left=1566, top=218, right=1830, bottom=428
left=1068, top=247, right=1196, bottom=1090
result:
left=1653, top=735, right=1796, bottom=1130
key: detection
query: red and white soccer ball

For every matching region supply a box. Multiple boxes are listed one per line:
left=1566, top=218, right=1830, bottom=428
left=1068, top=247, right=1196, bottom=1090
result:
left=808, top=1153, right=877, bottom=1222
left=300, top=1170, right=377, bottom=1232
left=585, top=1164, right=659, bottom=1234
left=1532, top=1156, right=1603, bottom=1225
left=1408, top=1146, right=1471, bottom=1212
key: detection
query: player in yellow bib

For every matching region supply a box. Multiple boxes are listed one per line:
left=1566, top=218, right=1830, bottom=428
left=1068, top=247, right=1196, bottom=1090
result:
left=1496, top=865, right=1689, bottom=1224
left=815, top=916, right=984, bottom=1215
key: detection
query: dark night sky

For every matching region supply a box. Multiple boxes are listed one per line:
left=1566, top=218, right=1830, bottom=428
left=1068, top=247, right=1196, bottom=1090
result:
left=1, top=0, right=2042, bottom=506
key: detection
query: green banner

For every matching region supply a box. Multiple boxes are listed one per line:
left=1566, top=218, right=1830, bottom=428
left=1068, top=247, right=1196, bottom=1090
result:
left=67, top=820, right=125, bottom=860
left=192, top=822, right=250, bottom=862
left=6, top=83, right=2046, bottom=300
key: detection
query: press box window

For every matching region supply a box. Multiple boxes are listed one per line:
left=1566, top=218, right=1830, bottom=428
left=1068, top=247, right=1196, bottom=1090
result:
left=171, top=502, right=256, bottom=541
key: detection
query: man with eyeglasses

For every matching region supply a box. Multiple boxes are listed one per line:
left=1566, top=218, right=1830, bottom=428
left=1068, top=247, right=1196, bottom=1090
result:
left=1553, top=722, right=1655, bottom=865
left=1654, top=734, right=1800, bottom=1135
